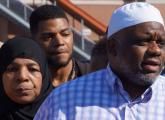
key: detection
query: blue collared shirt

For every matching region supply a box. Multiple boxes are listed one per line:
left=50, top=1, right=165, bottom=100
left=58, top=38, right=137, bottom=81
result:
left=34, top=66, right=165, bottom=120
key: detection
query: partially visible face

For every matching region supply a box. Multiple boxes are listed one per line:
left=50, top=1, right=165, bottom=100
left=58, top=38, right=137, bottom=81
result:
left=2, top=58, right=42, bottom=104
left=90, top=55, right=108, bottom=72
left=109, top=22, right=165, bottom=86
left=90, top=40, right=108, bottom=72
left=34, top=18, right=73, bottom=68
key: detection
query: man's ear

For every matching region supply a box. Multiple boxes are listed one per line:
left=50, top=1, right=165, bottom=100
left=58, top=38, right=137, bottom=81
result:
left=106, top=38, right=117, bottom=57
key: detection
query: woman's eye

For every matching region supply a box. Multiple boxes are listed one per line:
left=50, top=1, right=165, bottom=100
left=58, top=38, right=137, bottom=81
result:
left=6, top=66, right=18, bottom=72
left=28, top=67, right=40, bottom=72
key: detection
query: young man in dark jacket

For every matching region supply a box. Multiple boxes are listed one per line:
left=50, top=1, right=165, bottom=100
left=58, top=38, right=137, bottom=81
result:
left=30, top=5, right=89, bottom=87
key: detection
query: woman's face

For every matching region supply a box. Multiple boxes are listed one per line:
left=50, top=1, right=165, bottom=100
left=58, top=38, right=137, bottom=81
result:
left=2, top=58, right=42, bottom=104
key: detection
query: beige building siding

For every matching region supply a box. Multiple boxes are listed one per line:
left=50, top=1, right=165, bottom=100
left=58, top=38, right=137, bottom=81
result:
left=77, top=3, right=165, bottom=28
left=78, top=5, right=120, bottom=27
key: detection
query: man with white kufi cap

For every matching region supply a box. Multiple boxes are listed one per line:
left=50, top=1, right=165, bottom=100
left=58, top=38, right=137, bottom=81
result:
left=34, top=2, right=165, bottom=120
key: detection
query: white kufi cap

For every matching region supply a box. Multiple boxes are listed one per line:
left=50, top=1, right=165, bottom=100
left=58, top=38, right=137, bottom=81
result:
left=107, top=2, right=165, bottom=38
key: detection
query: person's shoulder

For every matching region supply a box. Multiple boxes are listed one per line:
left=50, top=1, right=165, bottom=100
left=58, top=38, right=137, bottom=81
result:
left=34, top=69, right=108, bottom=119
left=51, top=69, right=107, bottom=96
left=47, top=69, right=108, bottom=106
left=157, top=75, right=165, bottom=82
left=154, top=75, right=165, bottom=90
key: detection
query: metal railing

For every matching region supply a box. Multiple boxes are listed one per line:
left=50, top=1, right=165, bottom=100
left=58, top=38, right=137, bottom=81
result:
left=0, top=0, right=33, bottom=28
left=73, top=27, right=95, bottom=59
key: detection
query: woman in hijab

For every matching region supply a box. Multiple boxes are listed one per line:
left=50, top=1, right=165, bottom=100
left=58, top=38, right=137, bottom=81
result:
left=0, top=37, right=53, bottom=120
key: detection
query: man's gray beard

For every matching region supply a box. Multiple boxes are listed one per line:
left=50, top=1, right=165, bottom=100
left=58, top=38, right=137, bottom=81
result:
left=117, top=62, right=163, bottom=86
left=124, top=72, right=157, bottom=86
left=48, top=57, right=72, bottom=69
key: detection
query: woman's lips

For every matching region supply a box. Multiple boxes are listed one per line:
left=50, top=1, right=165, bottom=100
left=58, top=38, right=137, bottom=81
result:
left=16, top=86, right=33, bottom=95
left=142, top=59, right=160, bottom=72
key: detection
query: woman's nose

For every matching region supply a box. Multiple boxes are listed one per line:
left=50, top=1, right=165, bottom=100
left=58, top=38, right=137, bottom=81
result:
left=16, top=68, right=29, bottom=82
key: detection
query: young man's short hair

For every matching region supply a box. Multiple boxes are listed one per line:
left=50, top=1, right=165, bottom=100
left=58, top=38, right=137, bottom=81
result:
left=29, top=5, right=68, bottom=34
